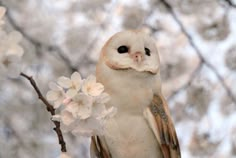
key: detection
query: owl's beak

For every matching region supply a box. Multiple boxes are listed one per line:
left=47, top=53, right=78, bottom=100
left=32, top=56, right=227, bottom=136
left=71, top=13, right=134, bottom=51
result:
left=131, top=52, right=144, bottom=64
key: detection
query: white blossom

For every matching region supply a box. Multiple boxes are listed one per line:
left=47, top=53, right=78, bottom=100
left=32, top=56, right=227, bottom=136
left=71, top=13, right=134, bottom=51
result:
left=96, top=107, right=117, bottom=120
left=0, top=31, right=23, bottom=78
left=94, top=92, right=110, bottom=105
left=46, top=82, right=66, bottom=109
left=0, top=31, right=24, bottom=78
left=57, top=72, right=82, bottom=98
left=48, top=72, right=116, bottom=136
left=0, top=31, right=23, bottom=55
left=91, top=92, right=112, bottom=117
left=0, top=8, right=24, bottom=78
left=66, top=93, right=93, bottom=119
left=0, top=54, right=21, bottom=78
left=71, top=118, right=101, bottom=136
left=82, top=75, right=104, bottom=96
left=61, top=110, right=75, bottom=126
left=70, top=106, right=116, bottom=136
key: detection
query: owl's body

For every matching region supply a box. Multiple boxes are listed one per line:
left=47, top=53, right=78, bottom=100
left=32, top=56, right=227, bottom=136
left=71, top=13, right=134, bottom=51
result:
left=96, top=60, right=162, bottom=158
left=91, top=30, right=181, bottom=158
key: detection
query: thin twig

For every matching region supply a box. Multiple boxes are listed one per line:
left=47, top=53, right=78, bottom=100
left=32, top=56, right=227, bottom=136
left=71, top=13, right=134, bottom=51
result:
left=223, top=0, right=236, bottom=7
left=160, top=0, right=236, bottom=104
left=20, top=72, right=67, bottom=152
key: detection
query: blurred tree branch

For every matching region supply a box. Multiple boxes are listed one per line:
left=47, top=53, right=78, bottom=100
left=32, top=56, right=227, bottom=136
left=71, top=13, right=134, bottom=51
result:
left=160, top=0, right=236, bottom=104
left=20, top=72, right=67, bottom=152
left=74, top=1, right=118, bottom=68
left=224, top=0, right=236, bottom=7
left=0, top=0, right=77, bottom=73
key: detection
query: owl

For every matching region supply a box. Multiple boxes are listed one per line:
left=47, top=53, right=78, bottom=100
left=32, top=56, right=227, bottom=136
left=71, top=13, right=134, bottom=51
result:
left=90, top=30, right=181, bottom=158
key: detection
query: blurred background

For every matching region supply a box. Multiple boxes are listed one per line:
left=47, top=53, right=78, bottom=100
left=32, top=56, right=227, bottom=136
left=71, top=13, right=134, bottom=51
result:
left=0, top=0, right=236, bottom=157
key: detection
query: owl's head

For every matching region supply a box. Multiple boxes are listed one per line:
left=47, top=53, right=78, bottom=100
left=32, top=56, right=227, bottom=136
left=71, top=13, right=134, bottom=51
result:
left=99, top=30, right=160, bottom=75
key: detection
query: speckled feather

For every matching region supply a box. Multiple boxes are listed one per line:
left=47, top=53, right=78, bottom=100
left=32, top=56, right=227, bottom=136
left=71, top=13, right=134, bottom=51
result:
left=148, top=95, right=181, bottom=158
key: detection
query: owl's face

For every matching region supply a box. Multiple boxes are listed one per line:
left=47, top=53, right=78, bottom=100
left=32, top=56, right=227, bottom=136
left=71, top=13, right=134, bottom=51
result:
left=100, top=30, right=160, bottom=74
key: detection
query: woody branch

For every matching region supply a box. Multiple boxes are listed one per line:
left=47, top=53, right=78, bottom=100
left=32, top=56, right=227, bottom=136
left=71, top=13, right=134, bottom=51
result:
left=20, top=72, right=67, bottom=152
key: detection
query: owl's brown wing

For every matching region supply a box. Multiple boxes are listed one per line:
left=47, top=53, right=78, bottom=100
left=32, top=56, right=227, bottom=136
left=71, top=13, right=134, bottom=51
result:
left=144, top=94, right=181, bottom=158
left=90, top=136, right=112, bottom=158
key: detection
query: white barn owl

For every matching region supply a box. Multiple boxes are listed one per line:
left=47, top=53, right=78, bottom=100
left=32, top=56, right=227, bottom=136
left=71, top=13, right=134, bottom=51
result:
left=90, top=30, right=181, bottom=158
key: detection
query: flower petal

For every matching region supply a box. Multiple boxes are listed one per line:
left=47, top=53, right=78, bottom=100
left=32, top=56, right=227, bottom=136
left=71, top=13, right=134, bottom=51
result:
left=72, top=93, right=92, bottom=104
left=62, top=97, right=71, bottom=105
left=54, top=99, right=63, bottom=109
left=92, top=103, right=106, bottom=117
left=86, top=75, right=96, bottom=83
left=77, top=104, right=92, bottom=119
left=57, top=76, right=72, bottom=88
left=61, top=110, right=74, bottom=125
left=66, top=89, right=77, bottom=98
left=46, top=91, right=59, bottom=101
left=49, top=82, right=60, bottom=90
left=71, top=72, right=81, bottom=82
left=69, top=93, right=93, bottom=119
left=94, top=92, right=110, bottom=104
left=66, top=102, right=78, bottom=117
left=97, top=107, right=117, bottom=120
left=89, top=83, right=104, bottom=96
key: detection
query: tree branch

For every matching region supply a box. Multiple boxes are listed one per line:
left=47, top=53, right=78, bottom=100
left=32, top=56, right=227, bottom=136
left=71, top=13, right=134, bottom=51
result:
left=223, top=0, right=236, bottom=7
left=160, top=0, right=236, bottom=104
left=20, top=72, right=67, bottom=152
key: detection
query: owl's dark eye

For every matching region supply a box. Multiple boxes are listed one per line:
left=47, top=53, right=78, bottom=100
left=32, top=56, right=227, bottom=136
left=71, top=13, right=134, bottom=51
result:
left=117, top=45, right=129, bottom=54
left=145, top=47, right=151, bottom=56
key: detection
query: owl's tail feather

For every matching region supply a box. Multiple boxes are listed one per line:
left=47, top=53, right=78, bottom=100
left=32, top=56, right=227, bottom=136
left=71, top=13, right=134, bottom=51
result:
left=90, top=136, right=112, bottom=158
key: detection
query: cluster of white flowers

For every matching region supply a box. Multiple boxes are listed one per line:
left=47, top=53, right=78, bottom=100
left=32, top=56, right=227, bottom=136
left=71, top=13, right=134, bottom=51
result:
left=46, top=72, right=116, bottom=137
left=0, top=6, right=24, bottom=78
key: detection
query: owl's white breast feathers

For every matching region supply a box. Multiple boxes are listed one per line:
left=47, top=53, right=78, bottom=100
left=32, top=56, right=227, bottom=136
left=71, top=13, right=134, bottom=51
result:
left=94, top=30, right=164, bottom=158
left=96, top=59, right=163, bottom=158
